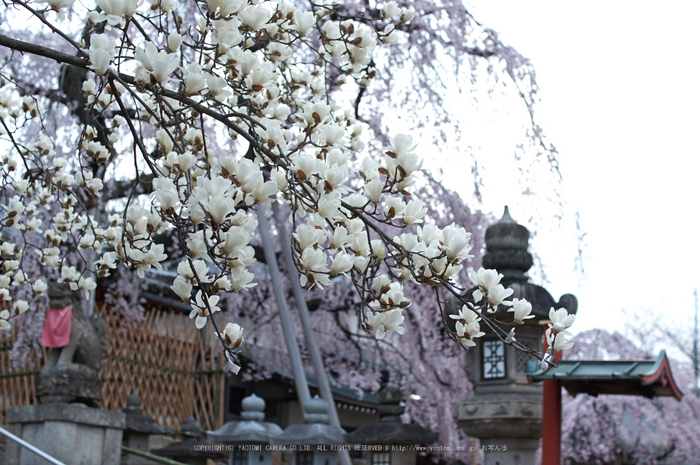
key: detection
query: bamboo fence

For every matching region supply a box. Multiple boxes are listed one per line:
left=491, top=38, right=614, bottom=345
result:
left=0, top=324, right=41, bottom=425
left=0, top=304, right=226, bottom=432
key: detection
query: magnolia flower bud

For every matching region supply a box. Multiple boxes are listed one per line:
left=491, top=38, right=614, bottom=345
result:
left=167, top=32, right=182, bottom=53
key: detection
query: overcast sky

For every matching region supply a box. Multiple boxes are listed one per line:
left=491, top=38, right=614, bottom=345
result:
left=437, top=1, right=700, bottom=338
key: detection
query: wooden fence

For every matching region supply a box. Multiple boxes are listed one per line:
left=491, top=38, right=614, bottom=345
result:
left=0, top=304, right=226, bottom=432
left=0, top=325, right=41, bottom=425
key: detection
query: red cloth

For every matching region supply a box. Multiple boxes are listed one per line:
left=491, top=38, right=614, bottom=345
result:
left=41, top=306, right=72, bottom=348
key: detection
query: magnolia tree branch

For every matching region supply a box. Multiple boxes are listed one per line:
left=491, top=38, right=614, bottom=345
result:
left=0, top=34, right=88, bottom=67
left=0, top=0, right=574, bottom=378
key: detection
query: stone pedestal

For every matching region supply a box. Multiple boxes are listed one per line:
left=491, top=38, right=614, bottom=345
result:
left=458, top=392, right=541, bottom=465
left=35, top=369, right=103, bottom=407
left=457, top=393, right=542, bottom=439
left=4, top=403, right=126, bottom=465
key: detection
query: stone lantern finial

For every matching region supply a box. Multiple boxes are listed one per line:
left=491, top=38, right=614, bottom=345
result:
left=304, top=395, right=330, bottom=424
left=241, top=393, right=266, bottom=421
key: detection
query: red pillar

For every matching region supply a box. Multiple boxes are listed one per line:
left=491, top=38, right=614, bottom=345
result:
left=542, top=333, right=562, bottom=465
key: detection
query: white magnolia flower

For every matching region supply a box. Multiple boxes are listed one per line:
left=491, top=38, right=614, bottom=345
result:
left=509, top=298, right=534, bottom=324
left=384, top=197, right=405, bottom=220
left=153, top=177, right=179, bottom=211
left=295, top=10, right=315, bottom=36
left=486, top=284, right=513, bottom=309
left=0, top=309, right=10, bottom=330
left=97, top=0, right=127, bottom=26
left=381, top=25, right=400, bottom=45
left=214, top=276, right=232, bottom=292
left=381, top=1, right=401, bottom=19
left=239, top=4, right=271, bottom=30
left=400, top=8, right=415, bottom=24
left=549, top=308, right=576, bottom=334
left=469, top=268, right=503, bottom=302
left=370, top=275, right=391, bottom=294
left=379, top=282, right=410, bottom=309
left=299, top=248, right=330, bottom=289
left=189, top=292, right=221, bottom=329
left=223, top=322, right=244, bottom=348
left=455, top=320, right=484, bottom=347
left=78, top=277, right=96, bottom=299
left=166, top=32, right=182, bottom=53
left=37, top=0, right=76, bottom=13
left=366, top=309, right=404, bottom=339
left=364, top=178, right=384, bottom=204
left=185, top=64, right=207, bottom=95
left=13, top=300, right=29, bottom=315
left=441, top=224, right=472, bottom=262
left=229, top=268, right=256, bottom=292
left=547, top=328, right=574, bottom=353
left=32, top=279, right=48, bottom=294
left=403, top=199, right=427, bottom=225
left=178, top=259, right=213, bottom=284
left=382, top=309, right=405, bottom=335
left=155, top=128, right=174, bottom=154
left=121, top=0, right=141, bottom=18
left=449, top=305, right=480, bottom=325
left=88, top=34, right=115, bottom=75
left=294, top=223, right=326, bottom=251
left=330, top=253, right=353, bottom=276
left=171, top=276, right=193, bottom=301
left=135, top=42, right=177, bottom=83
left=270, top=169, right=288, bottom=190
left=317, top=192, right=341, bottom=218
left=370, top=239, right=385, bottom=261
left=58, top=265, right=80, bottom=284
left=206, top=0, right=244, bottom=17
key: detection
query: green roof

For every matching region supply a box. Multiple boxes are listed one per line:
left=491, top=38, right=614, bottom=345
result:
left=527, top=350, right=682, bottom=401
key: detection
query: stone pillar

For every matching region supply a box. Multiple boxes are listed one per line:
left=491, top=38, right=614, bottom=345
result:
left=4, top=403, right=125, bottom=465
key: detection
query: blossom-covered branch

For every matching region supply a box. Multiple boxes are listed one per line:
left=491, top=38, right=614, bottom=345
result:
left=0, top=0, right=572, bottom=375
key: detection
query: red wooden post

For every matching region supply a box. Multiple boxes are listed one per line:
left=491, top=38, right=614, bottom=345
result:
left=542, top=330, right=562, bottom=465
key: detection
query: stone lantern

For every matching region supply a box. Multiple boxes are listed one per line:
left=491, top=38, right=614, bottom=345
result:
left=272, top=395, right=346, bottom=465
left=454, top=207, right=577, bottom=465
left=151, top=416, right=226, bottom=465
left=207, top=393, right=283, bottom=465
left=344, top=387, right=438, bottom=465
left=121, top=392, right=172, bottom=465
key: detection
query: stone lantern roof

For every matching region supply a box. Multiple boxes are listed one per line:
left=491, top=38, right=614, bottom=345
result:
left=482, top=207, right=577, bottom=321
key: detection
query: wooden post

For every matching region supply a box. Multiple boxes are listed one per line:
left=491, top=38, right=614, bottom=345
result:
left=542, top=327, right=562, bottom=465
